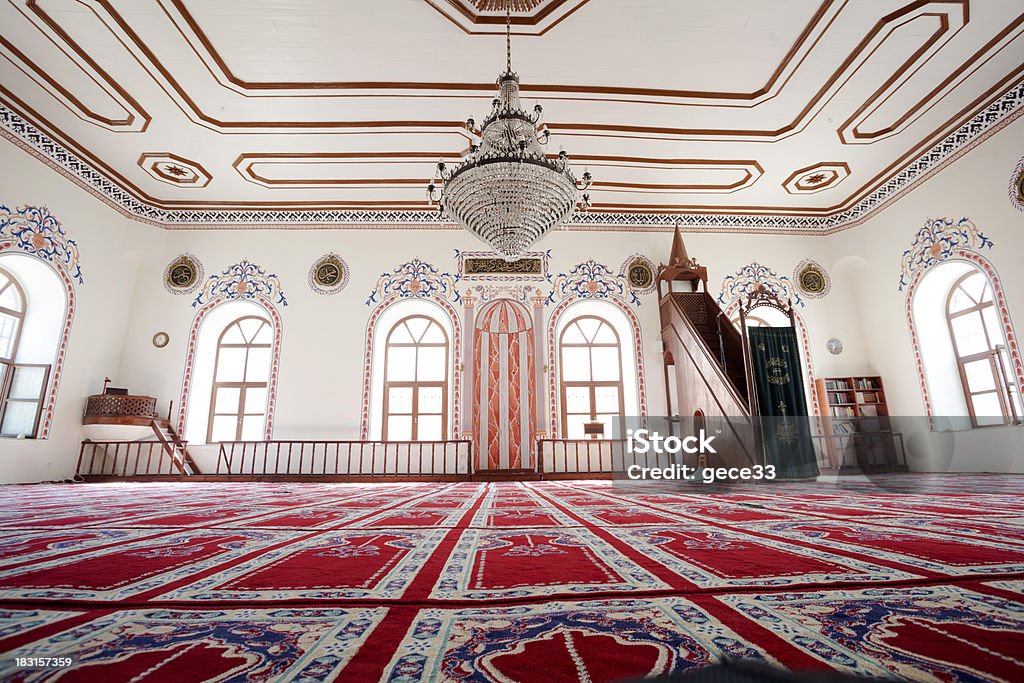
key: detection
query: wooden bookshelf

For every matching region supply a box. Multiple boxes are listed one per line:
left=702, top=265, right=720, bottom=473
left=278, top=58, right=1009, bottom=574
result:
left=814, top=376, right=902, bottom=471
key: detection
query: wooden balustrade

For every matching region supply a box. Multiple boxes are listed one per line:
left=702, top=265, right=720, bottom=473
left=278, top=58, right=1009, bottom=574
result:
left=215, top=440, right=473, bottom=479
left=77, top=440, right=190, bottom=477
left=537, top=438, right=682, bottom=478
left=811, top=431, right=908, bottom=472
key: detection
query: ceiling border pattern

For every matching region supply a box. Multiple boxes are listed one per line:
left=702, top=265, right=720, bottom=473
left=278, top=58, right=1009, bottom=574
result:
left=0, top=80, right=1023, bottom=234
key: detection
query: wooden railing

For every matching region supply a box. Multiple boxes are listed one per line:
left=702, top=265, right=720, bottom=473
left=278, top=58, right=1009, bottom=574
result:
left=215, top=439, right=473, bottom=478
left=812, top=431, right=908, bottom=472
left=77, top=440, right=191, bottom=477
left=537, top=438, right=684, bottom=477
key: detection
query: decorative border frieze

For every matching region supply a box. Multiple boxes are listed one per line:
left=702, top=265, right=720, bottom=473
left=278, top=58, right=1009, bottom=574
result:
left=2, top=79, right=1023, bottom=233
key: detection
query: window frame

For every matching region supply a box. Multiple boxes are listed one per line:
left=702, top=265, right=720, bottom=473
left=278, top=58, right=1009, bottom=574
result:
left=206, top=315, right=273, bottom=443
left=381, top=314, right=449, bottom=441
left=945, top=271, right=1018, bottom=427
left=0, top=266, right=26, bottom=364
left=0, top=363, right=50, bottom=438
left=558, top=314, right=626, bottom=439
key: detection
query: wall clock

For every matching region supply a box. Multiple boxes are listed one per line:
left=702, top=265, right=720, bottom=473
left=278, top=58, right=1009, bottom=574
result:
left=826, top=338, right=843, bottom=355
left=152, top=332, right=170, bottom=348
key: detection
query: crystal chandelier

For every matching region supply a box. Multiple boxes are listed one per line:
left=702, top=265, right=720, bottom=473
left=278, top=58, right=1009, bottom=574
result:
left=427, top=1, right=592, bottom=261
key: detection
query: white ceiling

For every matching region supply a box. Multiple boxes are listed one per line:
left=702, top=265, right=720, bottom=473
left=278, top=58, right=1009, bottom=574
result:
left=1, top=0, right=1022, bottom=220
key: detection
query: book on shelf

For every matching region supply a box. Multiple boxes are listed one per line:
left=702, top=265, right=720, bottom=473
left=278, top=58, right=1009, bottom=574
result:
left=832, top=421, right=858, bottom=435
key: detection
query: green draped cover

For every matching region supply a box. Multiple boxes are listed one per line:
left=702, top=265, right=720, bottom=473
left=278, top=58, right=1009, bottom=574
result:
left=747, top=326, right=820, bottom=480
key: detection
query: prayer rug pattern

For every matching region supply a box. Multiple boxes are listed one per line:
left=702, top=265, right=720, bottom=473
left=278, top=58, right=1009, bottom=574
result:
left=0, top=476, right=1022, bottom=681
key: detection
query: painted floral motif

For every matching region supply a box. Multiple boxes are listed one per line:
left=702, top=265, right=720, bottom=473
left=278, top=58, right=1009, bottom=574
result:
left=548, top=259, right=640, bottom=306
left=897, top=217, right=993, bottom=291
left=468, top=284, right=541, bottom=303
left=366, top=258, right=460, bottom=306
left=193, top=260, right=287, bottom=307
left=0, top=204, right=83, bottom=283
left=1009, top=156, right=1024, bottom=213
left=718, top=262, right=802, bottom=308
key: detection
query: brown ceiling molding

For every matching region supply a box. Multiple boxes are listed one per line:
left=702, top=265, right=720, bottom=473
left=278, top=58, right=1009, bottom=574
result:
left=233, top=152, right=762, bottom=193
left=3, top=65, right=1022, bottom=217
left=139, top=152, right=211, bottom=188
left=150, top=0, right=837, bottom=105
left=0, top=33, right=147, bottom=132
left=86, top=0, right=991, bottom=145
left=22, top=0, right=990, bottom=148
left=840, top=10, right=1024, bottom=143
left=424, top=0, right=592, bottom=35
left=783, top=162, right=851, bottom=194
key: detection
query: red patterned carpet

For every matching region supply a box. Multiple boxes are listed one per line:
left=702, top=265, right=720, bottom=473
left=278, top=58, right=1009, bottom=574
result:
left=0, top=476, right=1023, bottom=681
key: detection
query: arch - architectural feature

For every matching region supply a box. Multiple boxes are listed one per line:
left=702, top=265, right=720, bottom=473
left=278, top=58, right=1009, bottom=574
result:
left=381, top=313, right=450, bottom=441
left=904, top=250, right=1022, bottom=420
left=473, top=299, right=536, bottom=469
left=546, top=296, right=647, bottom=437
left=723, top=298, right=820, bottom=416
left=177, top=296, right=283, bottom=441
left=360, top=295, right=462, bottom=440
left=718, top=260, right=817, bottom=415
left=0, top=205, right=81, bottom=440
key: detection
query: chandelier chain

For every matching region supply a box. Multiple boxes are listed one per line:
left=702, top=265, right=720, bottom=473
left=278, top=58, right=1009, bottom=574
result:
left=425, top=0, right=592, bottom=261
left=505, top=0, right=512, bottom=73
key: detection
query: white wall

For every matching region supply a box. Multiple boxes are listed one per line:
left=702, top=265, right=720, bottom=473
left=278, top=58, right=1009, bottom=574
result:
left=112, top=226, right=841, bottom=450
left=1, top=112, right=1021, bottom=482
left=0, top=137, right=162, bottom=483
left=827, top=114, right=1024, bottom=472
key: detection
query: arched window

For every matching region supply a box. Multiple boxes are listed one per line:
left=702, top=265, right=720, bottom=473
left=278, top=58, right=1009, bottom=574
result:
left=559, top=315, right=625, bottom=438
left=946, top=270, right=1021, bottom=426
left=382, top=315, right=449, bottom=440
left=0, top=267, right=25, bottom=362
left=207, top=315, right=273, bottom=443
left=0, top=262, right=55, bottom=438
